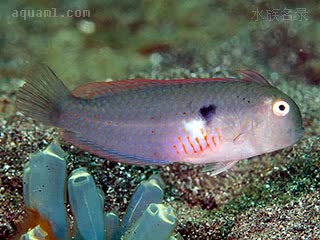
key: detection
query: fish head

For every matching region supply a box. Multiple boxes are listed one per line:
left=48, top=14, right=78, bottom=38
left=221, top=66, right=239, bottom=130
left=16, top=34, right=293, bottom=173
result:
left=251, top=87, right=304, bottom=153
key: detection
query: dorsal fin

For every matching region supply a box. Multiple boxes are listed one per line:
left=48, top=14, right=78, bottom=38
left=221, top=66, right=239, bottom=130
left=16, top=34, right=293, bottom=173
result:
left=71, top=79, right=160, bottom=98
left=237, top=70, right=272, bottom=86
left=71, top=77, right=233, bottom=99
left=72, top=71, right=270, bottom=99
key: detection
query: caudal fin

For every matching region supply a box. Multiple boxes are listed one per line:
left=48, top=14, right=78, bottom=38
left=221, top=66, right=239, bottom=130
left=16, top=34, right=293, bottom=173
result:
left=16, top=65, right=71, bottom=126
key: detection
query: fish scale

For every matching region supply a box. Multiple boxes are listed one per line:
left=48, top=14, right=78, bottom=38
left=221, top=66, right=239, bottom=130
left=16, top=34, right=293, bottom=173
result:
left=16, top=65, right=303, bottom=175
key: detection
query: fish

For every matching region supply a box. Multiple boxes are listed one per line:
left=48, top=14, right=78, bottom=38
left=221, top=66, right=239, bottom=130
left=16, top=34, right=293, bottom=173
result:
left=16, top=65, right=304, bottom=175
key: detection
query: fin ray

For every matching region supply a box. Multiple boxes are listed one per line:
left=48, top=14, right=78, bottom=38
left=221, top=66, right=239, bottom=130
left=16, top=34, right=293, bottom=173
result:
left=16, top=64, right=71, bottom=126
left=202, top=160, right=238, bottom=176
left=236, top=70, right=271, bottom=86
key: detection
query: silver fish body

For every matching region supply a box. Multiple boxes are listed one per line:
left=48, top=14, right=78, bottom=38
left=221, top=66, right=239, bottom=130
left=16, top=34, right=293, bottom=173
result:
left=16, top=66, right=304, bottom=174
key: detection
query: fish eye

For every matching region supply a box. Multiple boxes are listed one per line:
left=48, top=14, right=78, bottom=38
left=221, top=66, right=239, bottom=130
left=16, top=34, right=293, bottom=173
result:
left=273, top=100, right=290, bottom=117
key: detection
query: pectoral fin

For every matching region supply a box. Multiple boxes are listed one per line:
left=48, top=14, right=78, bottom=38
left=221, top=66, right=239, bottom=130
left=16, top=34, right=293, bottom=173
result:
left=233, top=132, right=247, bottom=144
left=233, top=117, right=254, bottom=144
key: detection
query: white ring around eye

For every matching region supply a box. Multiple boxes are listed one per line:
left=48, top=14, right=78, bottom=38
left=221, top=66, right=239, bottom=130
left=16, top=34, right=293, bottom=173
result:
left=273, top=100, right=290, bottom=117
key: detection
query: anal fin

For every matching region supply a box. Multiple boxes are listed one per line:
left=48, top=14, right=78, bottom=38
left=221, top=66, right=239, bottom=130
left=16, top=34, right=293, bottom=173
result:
left=60, top=130, right=169, bottom=166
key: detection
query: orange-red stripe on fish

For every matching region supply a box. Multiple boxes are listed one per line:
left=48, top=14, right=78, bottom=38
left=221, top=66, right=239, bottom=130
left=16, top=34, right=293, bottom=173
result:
left=177, top=136, right=188, bottom=154
left=215, top=127, right=223, bottom=143
left=200, top=128, right=211, bottom=149
left=211, top=135, right=217, bottom=147
left=195, top=137, right=203, bottom=152
left=186, top=136, right=197, bottom=153
left=173, top=144, right=180, bottom=155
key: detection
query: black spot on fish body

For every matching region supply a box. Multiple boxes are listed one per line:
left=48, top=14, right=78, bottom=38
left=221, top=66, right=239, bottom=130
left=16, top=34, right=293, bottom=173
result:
left=199, top=104, right=216, bottom=124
